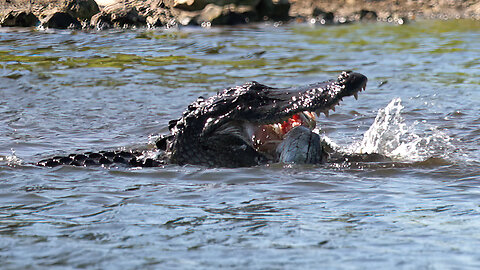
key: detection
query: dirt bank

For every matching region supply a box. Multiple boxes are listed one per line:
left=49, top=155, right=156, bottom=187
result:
left=1, top=0, right=479, bottom=29
left=290, top=0, right=480, bottom=23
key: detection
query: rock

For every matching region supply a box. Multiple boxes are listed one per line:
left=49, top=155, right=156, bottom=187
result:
left=289, top=0, right=480, bottom=23
left=312, top=8, right=334, bottom=24
left=94, top=0, right=118, bottom=7
left=213, top=4, right=257, bottom=25
left=467, top=2, right=480, bottom=18
left=90, top=3, right=146, bottom=28
left=177, top=0, right=290, bottom=25
left=176, top=9, right=200, bottom=25
left=43, top=12, right=81, bottom=29
left=358, top=9, right=377, bottom=21
left=257, top=0, right=290, bottom=21
left=110, top=6, right=145, bottom=27
left=91, top=0, right=177, bottom=28
left=65, top=0, right=100, bottom=20
left=146, top=15, right=164, bottom=27
left=90, top=11, right=112, bottom=29
left=173, top=0, right=261, bottom=11
left=133, top=0, right=175, bottom=27
left=196, top=4, right=222, bottom=22
left=194, top=4, right=257, bottom=25
left=2, top=0, right=480, bottom=28
left=1, top=11, right=39, bottom=27
left=0, top=0, right=98, bottom=28
left=173, top=0, right=208, bottom=11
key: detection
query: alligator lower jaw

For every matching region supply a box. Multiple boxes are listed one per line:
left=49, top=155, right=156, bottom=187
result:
left=252, top=111, right=318, bottom=154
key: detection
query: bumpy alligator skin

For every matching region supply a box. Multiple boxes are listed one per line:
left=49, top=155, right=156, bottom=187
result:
left=38, top=71, right=367, bottom=168
left=37, top=150, right=163, bottom=167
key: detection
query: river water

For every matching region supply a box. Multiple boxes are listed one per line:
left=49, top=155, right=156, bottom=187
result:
left=1, top=20, right=479, bottom=269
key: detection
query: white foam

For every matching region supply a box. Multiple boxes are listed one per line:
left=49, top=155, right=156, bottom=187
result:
left=0, top=149, right=23, bottom=166
left=350, top=98, right=455, bottom=162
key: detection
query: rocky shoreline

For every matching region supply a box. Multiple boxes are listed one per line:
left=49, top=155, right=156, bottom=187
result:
left=1, top=0, right=479, bottom=29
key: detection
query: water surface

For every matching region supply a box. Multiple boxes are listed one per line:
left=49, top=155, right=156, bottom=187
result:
left=1, top=20, right=480, bottom=269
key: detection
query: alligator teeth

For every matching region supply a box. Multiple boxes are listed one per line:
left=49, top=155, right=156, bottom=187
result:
left=302, top=111, right=317, bottom=129
left=299, top=112, right=308, bottom=123
left=272, top=123, right=282, bottom=134
left=354, top=93, right=358, bottom=100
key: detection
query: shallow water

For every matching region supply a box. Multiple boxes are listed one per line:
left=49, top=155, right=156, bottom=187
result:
left=1, top=20, right=480, bottom=269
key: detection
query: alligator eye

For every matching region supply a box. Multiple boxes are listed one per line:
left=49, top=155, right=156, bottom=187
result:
left=338, top=71, right=351, bottom=82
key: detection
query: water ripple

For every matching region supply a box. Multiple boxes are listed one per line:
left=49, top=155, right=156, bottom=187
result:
left=0, top=20, right=480, bottom=269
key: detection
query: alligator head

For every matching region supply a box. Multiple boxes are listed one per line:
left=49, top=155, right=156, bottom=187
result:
left=161, top=71, right=367, bottom=167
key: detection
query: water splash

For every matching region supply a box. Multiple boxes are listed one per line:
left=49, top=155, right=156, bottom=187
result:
left=352, top=98, right=455, bottom=162
left=0, top=149, right=23, bottom=166
left=353, top=98, right=409, bottom=157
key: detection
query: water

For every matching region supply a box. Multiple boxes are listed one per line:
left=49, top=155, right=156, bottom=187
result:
left=1, top=20, right=480, bottom=269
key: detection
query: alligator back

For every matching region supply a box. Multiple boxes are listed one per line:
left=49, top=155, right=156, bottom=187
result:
left=37, top=150, right=164, bottom=167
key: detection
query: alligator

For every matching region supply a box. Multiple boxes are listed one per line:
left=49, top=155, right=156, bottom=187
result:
left=37, top=71, right=369, bottom=168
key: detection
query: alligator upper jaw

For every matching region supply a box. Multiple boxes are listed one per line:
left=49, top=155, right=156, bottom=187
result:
left=248, top=71, right=367, bottom=157
left=239, top=71, right=368, bottom=127
left=290, top=71, right=367, bottom=118
left=315, top=71, right=368, bottom=117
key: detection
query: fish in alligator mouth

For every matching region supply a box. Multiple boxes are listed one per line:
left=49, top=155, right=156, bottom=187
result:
left=37, top=71, right=368, bottom=168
